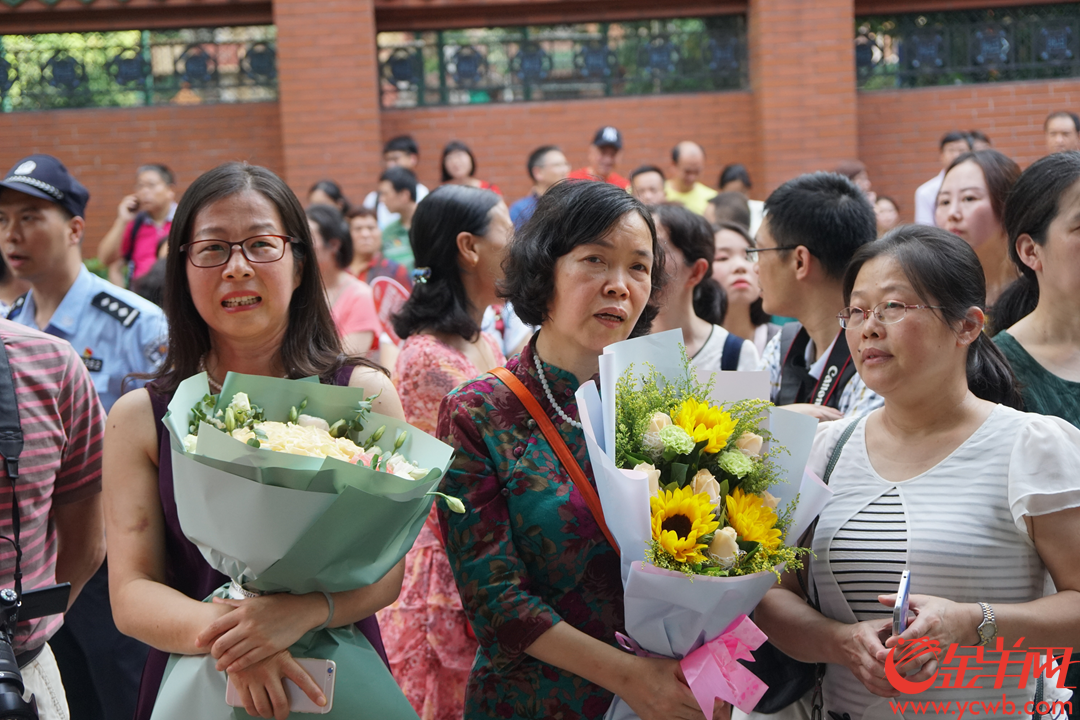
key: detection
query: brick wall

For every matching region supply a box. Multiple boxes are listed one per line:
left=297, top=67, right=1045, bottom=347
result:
left=750, top=0, right=859, bottom=192
left=858, top=78, right=1080, bottom=222
left=380, top=91, right=758, bottom=204
left=0, top=102, right=282, bottom=255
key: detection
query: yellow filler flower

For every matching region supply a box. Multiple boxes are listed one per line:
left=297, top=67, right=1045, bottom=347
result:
left=725, top=487, right=782, bottom=551
left=674, top=397, right=739, bottom=454
left=651, top=486, right=721, bottom=564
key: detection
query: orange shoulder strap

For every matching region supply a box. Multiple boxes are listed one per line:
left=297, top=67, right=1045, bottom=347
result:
left=489, top=366, right=620, bottom=556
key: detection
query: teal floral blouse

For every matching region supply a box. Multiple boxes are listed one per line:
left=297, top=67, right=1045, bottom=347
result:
left=436, top=340, right=625, bottom=720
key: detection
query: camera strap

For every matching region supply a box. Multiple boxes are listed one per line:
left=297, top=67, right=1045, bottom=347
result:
left=0, top=336, right=24, bottom=597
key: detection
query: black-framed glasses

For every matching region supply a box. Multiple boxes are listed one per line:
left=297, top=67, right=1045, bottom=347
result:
left=180, top=235, right=296, bottom=268
left=838, top=301, right=945, bottom=330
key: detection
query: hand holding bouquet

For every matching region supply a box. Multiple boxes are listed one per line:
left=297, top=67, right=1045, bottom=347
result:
left=150, top=371, right=458, bottom=720
left=575, top=330, right=830, bottom=719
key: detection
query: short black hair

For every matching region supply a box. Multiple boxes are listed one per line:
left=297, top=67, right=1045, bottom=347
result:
left=630, top=165, right=665, bottom=182
left=708, top=191, right=751, bottom=229
left=763, top=172, right=877, bottom=280
left=527, top=145, right=560, bottom=181
left=306, top=203, right=354, bottom=269
left=391, top=185, right=502, bottom=342
left=967, top=129, right=991, bottom=146
left=308, top=179, right=350, bottom=214
left=939, top=131, right=973, bottom=151
left=383, top=135, right=419, bottom=156
left=379, top=167, right=418, bottom=201
left=137, top=163, right=175, bottom=186
left=503, top=180, right=666, bottom=338
left=1044, top=111, right=1080, bottom=132
left=719, top=163, right=751, bottom=190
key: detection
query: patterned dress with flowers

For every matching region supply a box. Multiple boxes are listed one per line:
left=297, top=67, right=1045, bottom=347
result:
left=377, top=333, right=504, bottom=720
left=436, top=340, right=625, bottom=720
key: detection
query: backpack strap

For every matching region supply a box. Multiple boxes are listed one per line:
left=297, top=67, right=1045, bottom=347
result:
left=720, top=331, right=744, bottom=372
left=124, top=211, right=149, bottom=265
left=490, top=366, right=619, bottom=555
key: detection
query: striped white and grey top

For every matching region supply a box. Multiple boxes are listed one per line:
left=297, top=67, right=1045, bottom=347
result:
left=806, top=406, right=1080, bottom=719
left=830, top=489, right=907, bottom=622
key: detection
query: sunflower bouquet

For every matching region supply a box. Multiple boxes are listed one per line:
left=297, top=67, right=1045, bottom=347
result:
left=574, top=330, right=830, bottom=719
left=615, top=360, right=806, bottom=579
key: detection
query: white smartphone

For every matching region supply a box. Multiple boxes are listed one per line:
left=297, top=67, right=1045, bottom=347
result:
left=893, top=570, right=911, bottom=637
left=225, top=657, right=336, bottom=714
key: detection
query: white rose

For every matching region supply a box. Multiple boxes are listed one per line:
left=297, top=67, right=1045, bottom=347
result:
left=690, top=469, right=721, bottom=506
left=735, top=432, right=764, bottom=458
left=297, top=414, right=331, bottom=432
left=761, top=491, right=780, bottom=509
left=647, top=412, right=673, bottom=434
left=634, top=462, right=662, bottom=497
left=709, top=526, right=740, bottom=568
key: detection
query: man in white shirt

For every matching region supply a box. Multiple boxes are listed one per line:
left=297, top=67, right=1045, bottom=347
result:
left=362, top=135, right=430, bottom=229
left=913, top=131, right=973, bottom=226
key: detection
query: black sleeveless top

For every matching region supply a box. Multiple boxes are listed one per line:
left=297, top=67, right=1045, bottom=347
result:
left=134, top=365, right=389, bottom=720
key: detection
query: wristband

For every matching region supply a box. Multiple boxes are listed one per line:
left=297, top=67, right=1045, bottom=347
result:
left=312, top=591, right=334, bottom=633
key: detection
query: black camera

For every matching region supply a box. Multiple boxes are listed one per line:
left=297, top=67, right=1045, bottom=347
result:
left=0, top=583, right=71, bottom=720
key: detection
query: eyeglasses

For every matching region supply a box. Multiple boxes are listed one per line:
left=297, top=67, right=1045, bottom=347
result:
left=837, top=301, right=945, bottom=330
left=745, top=246, right=792, bottom=262
left=180, top=235, right=295, bottom=268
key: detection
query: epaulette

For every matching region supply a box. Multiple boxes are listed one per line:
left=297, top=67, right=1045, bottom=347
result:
left=91, top=291, right=140, bottom=328
left=5, top=294, right=26, bottom=320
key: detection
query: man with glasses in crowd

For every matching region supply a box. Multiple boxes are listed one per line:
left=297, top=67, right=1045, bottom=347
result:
left=0, top=154, right=168, bottom=720
left=753, top=171, right=883, bottom=421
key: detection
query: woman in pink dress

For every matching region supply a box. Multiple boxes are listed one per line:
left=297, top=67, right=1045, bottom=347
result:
left=307, top=203, right=381, bottom=355
left=379, top=184, right=513, bottom=720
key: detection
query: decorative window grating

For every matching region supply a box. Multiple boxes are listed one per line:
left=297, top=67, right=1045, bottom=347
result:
left=0, top=26, right=277, bottom=112
left=857, top=3, right=1080, bottom=89
left=377, top=15, right=747, bottom=109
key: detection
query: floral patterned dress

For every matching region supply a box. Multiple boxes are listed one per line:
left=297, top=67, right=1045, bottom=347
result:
left=377, top=333, right=503, bottom=720
left=436, top=339, right=625, bottom=720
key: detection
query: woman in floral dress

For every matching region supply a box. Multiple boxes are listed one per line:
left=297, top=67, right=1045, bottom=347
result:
left=378, top=185, right=512, bottom=719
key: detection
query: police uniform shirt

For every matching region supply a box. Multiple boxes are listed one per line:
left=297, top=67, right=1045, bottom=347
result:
left=6, top=265, right=168, bottom=412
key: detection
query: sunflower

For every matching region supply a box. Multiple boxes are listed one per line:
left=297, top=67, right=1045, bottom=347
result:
left=650, top=486, right=721, bottom=564
left=725, top=487, right=782, bottom=551
left=673, top=397, right=739, bottom=454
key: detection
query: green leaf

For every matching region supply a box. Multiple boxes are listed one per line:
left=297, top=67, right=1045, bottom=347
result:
left=246, top=437, right=261, bottom=448
left=670, top=462, right=689, bottom=488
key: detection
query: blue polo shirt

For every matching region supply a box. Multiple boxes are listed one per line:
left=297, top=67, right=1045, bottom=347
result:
left=509, top=193, right=538, bottom=229
left=6, top=266, right=168, bottom=412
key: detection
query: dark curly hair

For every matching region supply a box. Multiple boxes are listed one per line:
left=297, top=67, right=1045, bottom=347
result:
left=501, top=180, right=665, bottom=338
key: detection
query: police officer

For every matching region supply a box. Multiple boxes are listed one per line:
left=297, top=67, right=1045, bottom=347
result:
left=0, top=154, right=165, bottom=720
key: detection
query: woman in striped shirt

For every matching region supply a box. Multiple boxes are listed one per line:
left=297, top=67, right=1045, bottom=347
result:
left=755, top=226, right=1080, bottom=719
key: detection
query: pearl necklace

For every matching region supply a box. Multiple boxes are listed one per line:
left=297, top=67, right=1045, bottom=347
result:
left=533, top=348, right=582, bottom=430
left=199, top=359, right=223, bottom=393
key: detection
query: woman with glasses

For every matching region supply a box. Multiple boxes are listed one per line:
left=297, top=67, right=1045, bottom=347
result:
left=651, top=204, right=760, bottom=371
left=710, top=222, right=777, bottom=356
left=103, top=163, right=408, bottom=720
left=753, top=225, right=1080, bottom=720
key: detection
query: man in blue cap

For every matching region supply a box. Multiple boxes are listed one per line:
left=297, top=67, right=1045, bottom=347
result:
left=0, top=154, right=165, bottom=720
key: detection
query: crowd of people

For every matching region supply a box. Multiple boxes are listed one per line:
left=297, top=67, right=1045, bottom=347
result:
left=0, top=107, right=1077, bottom=720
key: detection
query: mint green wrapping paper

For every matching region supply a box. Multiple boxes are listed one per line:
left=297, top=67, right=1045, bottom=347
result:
left=149, top=372, right=455, bottom=720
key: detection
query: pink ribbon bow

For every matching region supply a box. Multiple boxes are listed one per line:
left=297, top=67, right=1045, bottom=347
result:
left=679, top=614, right=770, bottom=715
